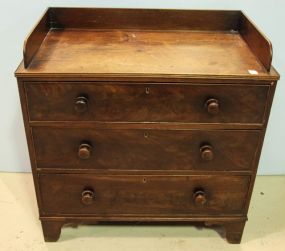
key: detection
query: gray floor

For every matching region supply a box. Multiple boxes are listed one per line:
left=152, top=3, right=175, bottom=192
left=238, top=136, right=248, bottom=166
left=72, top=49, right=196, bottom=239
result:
left=0, top=173, right=284, bottom=251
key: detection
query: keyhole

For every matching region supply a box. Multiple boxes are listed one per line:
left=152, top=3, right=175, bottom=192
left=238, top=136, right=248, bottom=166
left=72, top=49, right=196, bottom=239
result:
left=145, top=87, right=150, bottom=95
left=142, top=178, right=147, bottom=183
left=144, top=132, right=149, bottom=138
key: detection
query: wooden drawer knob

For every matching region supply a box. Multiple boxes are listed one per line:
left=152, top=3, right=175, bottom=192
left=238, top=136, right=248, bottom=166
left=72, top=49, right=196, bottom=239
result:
left=78, top=143, right=92, bottom=160
left=193, top=190, right=207, bottom=206
left=205, top=98, right=219, bottom=115
left=75, top=96, right=88, bottom=113
left=200, top=145, right=214, bottom=161
left=81, top=189, right=94, bottom=205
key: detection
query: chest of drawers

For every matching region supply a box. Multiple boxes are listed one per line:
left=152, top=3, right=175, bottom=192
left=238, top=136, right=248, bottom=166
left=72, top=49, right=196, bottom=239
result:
left=15, top=8, right=279, bottom=243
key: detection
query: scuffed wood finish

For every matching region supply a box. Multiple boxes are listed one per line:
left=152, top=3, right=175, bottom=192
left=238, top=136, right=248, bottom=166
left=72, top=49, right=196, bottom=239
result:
left=24, top=29, right=269, bottom=77
left=16, top=8, right=279, bottom=243
left=26, top=82, right=269, bottom=123
left=33, top=128, right=261, bottom=171
left=39, top=174, right=250, bottom=215
left=18, top=8, right=278, bottom=75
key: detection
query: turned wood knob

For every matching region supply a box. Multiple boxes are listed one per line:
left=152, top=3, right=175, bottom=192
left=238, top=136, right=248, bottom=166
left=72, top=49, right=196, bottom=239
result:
left=200, top=145, right=214, bottom=161
left=193, top=190, right=207, bottom=206
left=205, top=98, right=219, bottom=115
left=78, top=143, right=92, bottom=160
left=75, top=96, right=88, bottom=113
left=81, top=189, right=94, bottom=205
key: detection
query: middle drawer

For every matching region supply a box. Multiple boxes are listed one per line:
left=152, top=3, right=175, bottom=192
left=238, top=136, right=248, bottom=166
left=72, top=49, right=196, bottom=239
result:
left=33, top=128, right=260, bottom=171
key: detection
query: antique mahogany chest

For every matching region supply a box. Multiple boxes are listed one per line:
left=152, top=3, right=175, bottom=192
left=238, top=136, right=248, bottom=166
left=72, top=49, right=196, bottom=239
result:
left=15, top=8, right=279, bottom=243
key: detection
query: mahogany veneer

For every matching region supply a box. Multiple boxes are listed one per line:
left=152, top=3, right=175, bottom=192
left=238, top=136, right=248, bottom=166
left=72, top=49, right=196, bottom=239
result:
left=16, top=8, right=279, bottom=243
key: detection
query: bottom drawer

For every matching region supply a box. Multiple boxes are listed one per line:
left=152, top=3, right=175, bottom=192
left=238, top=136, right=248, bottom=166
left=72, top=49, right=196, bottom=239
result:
left=39, top=174, right=250, bottom=215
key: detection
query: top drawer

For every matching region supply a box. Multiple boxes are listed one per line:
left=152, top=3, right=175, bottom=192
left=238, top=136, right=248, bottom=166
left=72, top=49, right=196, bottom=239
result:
left=25, top=82, right=269, bottom=123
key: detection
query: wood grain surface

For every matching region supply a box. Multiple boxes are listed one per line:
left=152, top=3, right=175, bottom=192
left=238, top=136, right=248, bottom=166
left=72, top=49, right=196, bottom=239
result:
left=24, top=29, right=269, bottom=77
left=33, top=128, right=261, bottom=171
left=39, top=174, right=250, bottom=215
left=26, top=82, right=269, bottom=123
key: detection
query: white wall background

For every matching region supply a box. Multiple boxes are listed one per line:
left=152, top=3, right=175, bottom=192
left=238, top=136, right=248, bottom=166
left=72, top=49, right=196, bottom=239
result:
left=0, top=0, right=284, bottom=174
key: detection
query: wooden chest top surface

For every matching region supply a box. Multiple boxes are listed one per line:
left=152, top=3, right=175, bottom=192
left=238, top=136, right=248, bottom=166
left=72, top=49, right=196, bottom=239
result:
left=20, top=29, right=267, bottom=76
left=15, top=8, right=279, bottom=80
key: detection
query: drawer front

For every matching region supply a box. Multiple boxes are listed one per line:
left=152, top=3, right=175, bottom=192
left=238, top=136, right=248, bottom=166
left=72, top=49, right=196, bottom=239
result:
left=33, top=128, right=260, bottom=171
left=26, top=82, right=268, bottom=123
left=39, top=174, right=250, bottom=215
